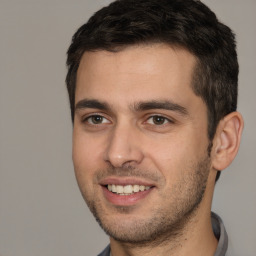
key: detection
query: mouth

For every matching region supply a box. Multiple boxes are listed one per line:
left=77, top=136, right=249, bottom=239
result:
left=100, top=178, right=155, bottom=206
left=106, top=184, right=151, bottom=196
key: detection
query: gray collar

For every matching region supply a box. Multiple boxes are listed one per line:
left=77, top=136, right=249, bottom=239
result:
left=212, top=212, right=228, bottom=256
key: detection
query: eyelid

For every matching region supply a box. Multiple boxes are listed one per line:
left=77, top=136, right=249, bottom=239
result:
left=144, top=114, right=175, bottom=124
left=81, top=112, right=111, bottom=124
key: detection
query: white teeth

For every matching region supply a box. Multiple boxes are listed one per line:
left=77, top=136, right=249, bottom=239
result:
left=116, top=185, right=124, bottom=194
left=139, top=185, right=145, bottom=191
left=123, top=185, right=133, bottom=194
left=134, top=185, right=140, bottom=192
left=107, top=184, right=152, bottom=195
left=112, top=184, right=117, bottom=193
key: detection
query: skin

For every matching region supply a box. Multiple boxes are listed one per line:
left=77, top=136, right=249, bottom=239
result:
left=72, top=44, right=243, bottom=256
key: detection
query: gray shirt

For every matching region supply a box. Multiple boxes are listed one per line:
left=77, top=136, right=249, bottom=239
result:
left=98, top=212, right=228, bottom=256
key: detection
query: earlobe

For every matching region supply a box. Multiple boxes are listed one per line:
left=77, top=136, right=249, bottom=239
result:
left=212, top=112, right=244, bottom=171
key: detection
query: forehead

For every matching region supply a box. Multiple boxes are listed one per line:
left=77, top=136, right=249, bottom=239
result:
left=76, top=44, right=199, bottom=109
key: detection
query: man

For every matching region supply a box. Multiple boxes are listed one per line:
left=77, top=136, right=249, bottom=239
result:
left=65, top=0, right=243, bottom=255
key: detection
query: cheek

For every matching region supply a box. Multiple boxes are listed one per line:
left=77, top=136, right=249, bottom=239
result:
left=146, top=131, right=208, bottom=181
left=146, top=139, right=186, bottom=184
left=72, top=130, right=106, bottom=185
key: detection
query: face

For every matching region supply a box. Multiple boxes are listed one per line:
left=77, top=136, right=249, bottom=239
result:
left=73, top=44, right=212, bottom=244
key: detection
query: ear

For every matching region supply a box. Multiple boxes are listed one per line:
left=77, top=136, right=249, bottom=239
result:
left=211, top=112, right=244, bottom=171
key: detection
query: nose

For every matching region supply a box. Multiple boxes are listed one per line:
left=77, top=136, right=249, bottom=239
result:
left=104, top=123, right=144, bottom=168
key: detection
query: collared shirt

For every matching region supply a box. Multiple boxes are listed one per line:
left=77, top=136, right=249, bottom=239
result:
left=212, top=212, right=228, bottom=256
left=97, top=212, right=228, bottom=256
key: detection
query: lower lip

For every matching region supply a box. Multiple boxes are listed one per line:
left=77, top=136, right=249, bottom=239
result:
left=102, top=186, right=154, bottom=206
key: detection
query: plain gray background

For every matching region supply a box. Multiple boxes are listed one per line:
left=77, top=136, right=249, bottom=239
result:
left=0, top=0, right=255, bottom=255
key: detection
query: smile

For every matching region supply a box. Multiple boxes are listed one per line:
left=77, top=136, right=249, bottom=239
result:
left=107, top=184, right=151, bottom=195
left=100, top=178, right=155, bottom=206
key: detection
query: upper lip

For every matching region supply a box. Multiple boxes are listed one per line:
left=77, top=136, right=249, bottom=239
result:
left=99, top=177, right=156, bottom=187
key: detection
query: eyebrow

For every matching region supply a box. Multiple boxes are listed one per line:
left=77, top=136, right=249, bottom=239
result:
left=75, top=98, right=188, bottom=116
left=75, top=99, right=110, bottom=112
left=132, top=100, right=188, bottom=116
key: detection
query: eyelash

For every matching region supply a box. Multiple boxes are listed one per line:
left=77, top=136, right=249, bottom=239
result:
left=82, top=114, right=110, bottom=125
left=145, top=115, right=174, bottom=126
left=82, top=113, right=174, bottom=127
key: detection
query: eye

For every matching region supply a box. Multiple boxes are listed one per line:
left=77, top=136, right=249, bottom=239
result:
left=84, top=115, right=111, bottom=125
left=146, top=115, right=172, bottom=125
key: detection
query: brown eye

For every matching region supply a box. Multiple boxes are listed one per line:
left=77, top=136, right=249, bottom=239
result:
left=85, top=115, right=110, bottom=125
left=147, top=115, right=170, bottom=125
left=91, top=115, right=103, bottom=124
left=152, top=116, right=166, bottom=125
